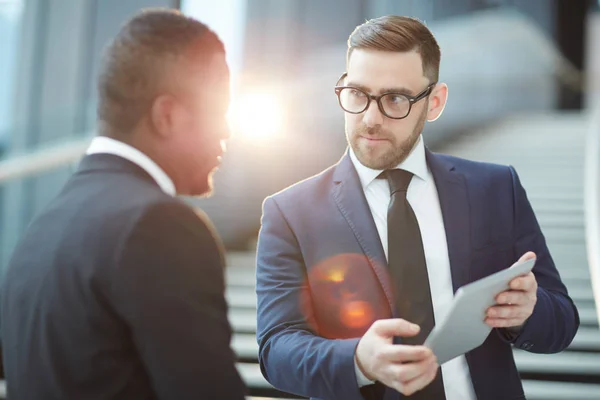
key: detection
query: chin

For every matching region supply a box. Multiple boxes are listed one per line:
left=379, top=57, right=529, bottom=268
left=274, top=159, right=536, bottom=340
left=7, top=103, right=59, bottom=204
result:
left=355, top=146, right=400, bottom=170
left=188, top=172, right=215, bottom=198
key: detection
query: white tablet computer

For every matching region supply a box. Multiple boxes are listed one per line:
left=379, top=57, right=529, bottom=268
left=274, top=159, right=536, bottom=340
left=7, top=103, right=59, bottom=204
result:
left=423, top=257, right=536, bottom=364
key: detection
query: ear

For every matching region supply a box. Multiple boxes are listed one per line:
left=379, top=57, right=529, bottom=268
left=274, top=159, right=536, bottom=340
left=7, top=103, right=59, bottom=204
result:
left=150, top=94, right=178, bottom=138
left=426, top=83, right=448, bottom=122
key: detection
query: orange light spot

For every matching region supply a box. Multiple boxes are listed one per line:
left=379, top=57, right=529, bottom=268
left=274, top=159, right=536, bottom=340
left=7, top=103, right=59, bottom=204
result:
left=327, top=268, right=345, bottom=283
left=340, top=301, right=373, bottom=329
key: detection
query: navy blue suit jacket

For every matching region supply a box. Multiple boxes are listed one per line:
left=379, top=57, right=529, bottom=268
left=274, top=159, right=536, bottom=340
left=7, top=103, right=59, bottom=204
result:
left=256, top=149, right=579, bottom=400
left=0, top=154, right=246, bottom=400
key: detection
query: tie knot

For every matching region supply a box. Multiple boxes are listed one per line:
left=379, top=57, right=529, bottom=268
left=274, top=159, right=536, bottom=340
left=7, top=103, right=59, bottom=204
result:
left=383, top=169, right=413, bottom=194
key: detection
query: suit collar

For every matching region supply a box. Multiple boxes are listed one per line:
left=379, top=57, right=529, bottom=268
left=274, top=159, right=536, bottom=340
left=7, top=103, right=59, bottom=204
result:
left=425, top=147, right=457, bottom=176
left=77, top=153, right=162, bottom=190
left=426, top=148, right=472, bottom=292
left=332, top=153, right=395, bottom=313
left=86, top=136, right=176, bottom=196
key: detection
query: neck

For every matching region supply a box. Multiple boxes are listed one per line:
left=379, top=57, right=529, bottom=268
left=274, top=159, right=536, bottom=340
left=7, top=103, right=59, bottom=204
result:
left=98, top=124, right=183, bottom=194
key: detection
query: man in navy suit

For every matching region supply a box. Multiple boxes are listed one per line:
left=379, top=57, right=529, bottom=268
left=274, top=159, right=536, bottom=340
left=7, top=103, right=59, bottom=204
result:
left=0, top=9, right=246, bottom=400
left=255, top=15, right=579, bottom=400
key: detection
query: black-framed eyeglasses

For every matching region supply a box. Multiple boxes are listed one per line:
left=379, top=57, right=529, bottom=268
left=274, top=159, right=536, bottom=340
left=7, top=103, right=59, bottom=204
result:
left=334, top=72, right=436, bottom=120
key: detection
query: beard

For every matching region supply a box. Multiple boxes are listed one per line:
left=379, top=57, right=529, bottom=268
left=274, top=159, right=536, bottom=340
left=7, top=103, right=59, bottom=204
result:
left=193, top=169, right=217, bottom=198
left=348, top=106, right=427, bottom=170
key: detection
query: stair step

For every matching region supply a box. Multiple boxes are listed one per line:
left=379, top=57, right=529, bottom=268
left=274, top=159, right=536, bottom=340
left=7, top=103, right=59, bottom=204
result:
left=236, top=362, right=600, bottom=400
left=514, top=350, right=600, bottom=376
left=521, top=380, right=600, bottom=400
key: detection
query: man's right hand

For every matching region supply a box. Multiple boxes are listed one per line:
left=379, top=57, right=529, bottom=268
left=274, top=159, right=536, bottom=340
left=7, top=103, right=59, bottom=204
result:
left=355, top=319, right=439, bottom=396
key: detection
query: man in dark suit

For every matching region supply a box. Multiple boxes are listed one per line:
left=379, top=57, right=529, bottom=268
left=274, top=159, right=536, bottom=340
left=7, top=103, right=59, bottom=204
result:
left=255, top=15, right=579, bottom=400
left=0, top=9, right=246, bottom=400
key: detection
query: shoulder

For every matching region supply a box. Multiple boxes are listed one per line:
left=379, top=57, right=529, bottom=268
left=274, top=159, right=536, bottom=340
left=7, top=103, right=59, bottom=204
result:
left=127, top=199, right=220, bottom=245
left=114, top=199, right=225, bottom=275
left=432, top=152, right=515, bottom=183
left=266, top=162, right=338, bottom=206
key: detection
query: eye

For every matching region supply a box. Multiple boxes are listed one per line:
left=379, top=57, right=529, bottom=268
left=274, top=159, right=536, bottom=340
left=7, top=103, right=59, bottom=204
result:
left=388, top=95, right=407, bottom=104
left=349, top=89, right=366, bottom=98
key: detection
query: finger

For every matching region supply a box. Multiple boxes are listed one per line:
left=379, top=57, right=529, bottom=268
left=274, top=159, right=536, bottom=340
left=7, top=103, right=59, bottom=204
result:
left=487, top=305, right=520, bottom=319
left=495, top=291, right=528, bottom=305
left=485, top=318, right=524, bottom=328
left=400, top=360, right=439, bottom=396
left=518, top=251, right=536, bottom=262
left=372, top=319, right=420, bottom=338
left=486, top=318, right=524, bottom=328
left=510, top=273, right=536, bottom=291
left=509, top=276, right=527, bottom=291
left=383, top=344, right=434, bottom=363
left=392, top=355, right=437, bottom=384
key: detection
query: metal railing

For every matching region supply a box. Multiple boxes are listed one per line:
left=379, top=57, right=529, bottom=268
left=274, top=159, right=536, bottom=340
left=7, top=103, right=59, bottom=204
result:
left=585, top=101, right=600, bottom=325
left=0, top=138, right=90, bottom=184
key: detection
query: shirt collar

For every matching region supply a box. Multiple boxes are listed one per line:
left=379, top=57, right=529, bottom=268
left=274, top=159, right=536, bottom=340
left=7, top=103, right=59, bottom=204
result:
left=86, top=136, right=176, bottom=196
left=349, top=134, right=428, bottom=190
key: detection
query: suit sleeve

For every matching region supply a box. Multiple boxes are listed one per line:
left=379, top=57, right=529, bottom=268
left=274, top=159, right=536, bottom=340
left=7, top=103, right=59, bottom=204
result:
left=506, top=166, right=580, bottom=353
left=256, top=197, right=365, bottom=400
left=109, top=201, right=246, bottom=400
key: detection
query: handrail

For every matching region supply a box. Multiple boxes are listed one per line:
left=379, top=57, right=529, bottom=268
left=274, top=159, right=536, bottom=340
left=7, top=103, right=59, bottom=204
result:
left=585, top=101, right=600, bottom=327
left=0, top=138, right=90, bottom=184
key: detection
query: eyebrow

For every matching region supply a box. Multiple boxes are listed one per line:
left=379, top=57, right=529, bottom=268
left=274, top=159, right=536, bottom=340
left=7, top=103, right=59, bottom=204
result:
left=345, top=81, right=416, bottom=96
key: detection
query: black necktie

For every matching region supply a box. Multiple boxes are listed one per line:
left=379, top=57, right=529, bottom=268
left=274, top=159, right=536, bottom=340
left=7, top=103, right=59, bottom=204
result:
left=385, top=169, right=446, bottom=399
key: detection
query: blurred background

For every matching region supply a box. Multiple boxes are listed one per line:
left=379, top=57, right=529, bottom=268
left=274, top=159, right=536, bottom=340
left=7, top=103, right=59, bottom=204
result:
left=1, top=0, right=599, bottom=399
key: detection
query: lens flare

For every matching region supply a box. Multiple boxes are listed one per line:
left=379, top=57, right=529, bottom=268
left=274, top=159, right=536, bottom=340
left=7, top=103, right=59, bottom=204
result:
left=340, top=301, right=374, bottom=329
left=227, top=91, right=284, bottom=139
left=300, top=253, right=392, bottom=339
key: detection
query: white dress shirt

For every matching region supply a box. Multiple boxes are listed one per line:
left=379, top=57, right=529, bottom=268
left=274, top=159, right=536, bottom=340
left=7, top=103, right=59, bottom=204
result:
left=86, top=136, right=176, bottom=196
left=350, top=135, right=476, bottom=400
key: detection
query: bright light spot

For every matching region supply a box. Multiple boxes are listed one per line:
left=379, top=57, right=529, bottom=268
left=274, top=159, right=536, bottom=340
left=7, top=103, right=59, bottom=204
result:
left=340, top=301, right=373, bottom=329
left=327, top=268, right=345, bottom=283
left=228, top=91, right=284, bottom=139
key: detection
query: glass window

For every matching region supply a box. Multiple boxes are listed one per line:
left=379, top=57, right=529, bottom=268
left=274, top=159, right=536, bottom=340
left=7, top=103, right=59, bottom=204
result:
left=180, top=0, right=246, bottom=92
left=0, top=0, right=24, bottom=157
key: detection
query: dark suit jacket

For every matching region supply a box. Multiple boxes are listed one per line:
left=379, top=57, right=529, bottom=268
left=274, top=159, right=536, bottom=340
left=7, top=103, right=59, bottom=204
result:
left=0, top=154, right=246, bottom=400
left=255, top=149, right=580, bottom=400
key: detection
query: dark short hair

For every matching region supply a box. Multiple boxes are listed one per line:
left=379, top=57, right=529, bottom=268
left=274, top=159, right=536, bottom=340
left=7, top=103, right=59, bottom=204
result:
left=97, top=8, right=224, bottom=135
left=347, top=15, right=441, bottom=83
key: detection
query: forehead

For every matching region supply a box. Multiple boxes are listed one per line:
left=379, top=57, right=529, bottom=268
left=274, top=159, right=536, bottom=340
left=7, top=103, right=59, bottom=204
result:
left=346, top=49, right=427, bottom=92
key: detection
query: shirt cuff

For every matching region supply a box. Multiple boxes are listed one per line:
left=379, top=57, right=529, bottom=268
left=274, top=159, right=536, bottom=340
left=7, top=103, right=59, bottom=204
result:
left=354, top=356, right=375, bottom=387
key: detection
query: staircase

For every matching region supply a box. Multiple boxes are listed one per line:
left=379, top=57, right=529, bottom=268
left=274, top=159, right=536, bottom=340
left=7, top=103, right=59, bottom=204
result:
left=442, top=112, right=600, bottom=399
left=227, top=112, right=600, bottom=399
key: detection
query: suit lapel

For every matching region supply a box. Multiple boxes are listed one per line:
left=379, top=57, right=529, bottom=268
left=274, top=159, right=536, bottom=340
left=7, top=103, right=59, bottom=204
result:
left=426, top=149, right=471, bottom=292
left=332, top=154, right=395, bottom=312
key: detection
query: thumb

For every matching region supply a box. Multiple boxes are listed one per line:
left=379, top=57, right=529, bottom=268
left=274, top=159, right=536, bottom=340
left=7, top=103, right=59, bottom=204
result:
left=372, top=318, right=420, bottom=338
left=518, top=251, right=536, bottom=263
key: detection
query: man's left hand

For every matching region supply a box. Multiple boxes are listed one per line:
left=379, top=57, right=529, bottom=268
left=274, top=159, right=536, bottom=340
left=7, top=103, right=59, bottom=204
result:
left=486, top=251, right=538, bottom=329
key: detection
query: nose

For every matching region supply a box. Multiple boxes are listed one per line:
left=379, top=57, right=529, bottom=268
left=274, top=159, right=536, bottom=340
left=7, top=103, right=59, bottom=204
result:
left=362, top=98, right=384, bottom=128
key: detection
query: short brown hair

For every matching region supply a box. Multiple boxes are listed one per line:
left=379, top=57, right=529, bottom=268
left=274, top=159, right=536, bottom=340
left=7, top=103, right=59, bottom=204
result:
left=347, top=16, right=440, bottom=83
left=97, top=8, right=224, bottom=135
